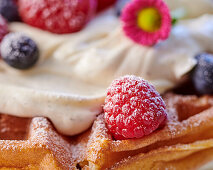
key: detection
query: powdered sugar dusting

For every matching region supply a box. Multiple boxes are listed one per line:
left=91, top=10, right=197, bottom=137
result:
left=0, top=115, right=87, bottom=169
left=104, top=75, right=167, bottom=139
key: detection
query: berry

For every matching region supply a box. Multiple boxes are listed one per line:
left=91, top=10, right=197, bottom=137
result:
left=0, top=33, right=39, bottom=69
left=97, top=0, right=116, bottom=11
left=0, top=0, right=20, bottom=22
left=192, top=53, right=213, bottom=94
left=0, top=15, right=8, bottom=42
left=13, top=0, right=18, bottom=4
left=104, top=75, right=167, bottom=140
left=115, top=0, right=130, bottom=16
left=18, top=0, right=97, bottom=34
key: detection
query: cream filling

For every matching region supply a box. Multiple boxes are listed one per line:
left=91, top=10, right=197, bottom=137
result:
left=165, top=0, right=213, bottom=18
left=0, top=1, right=213, bottom=135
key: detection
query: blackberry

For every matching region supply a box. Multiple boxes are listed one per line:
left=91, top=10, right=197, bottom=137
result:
left=0, top=33, right=39, bottom=70
left=192, top=53, right=213, bottom=94
left=0, top=0, right=20, bottom=22
left=115, top=0, right=130, bottom=16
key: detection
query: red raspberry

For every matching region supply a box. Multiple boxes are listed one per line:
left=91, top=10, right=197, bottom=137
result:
left=18, top=0, right=97, bottom=34
left=104, top=75, right=167, bottom=140
left=0, top=15, right=8, bottom=42
left=13, top=0, right=18, bottom=5
left=97, top=0, right=116, bottom=11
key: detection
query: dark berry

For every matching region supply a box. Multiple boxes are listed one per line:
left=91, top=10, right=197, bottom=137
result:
left=18, top=0, right=97, bottom=34
left=104, top=75, right=167, bottom=140
left=0, top=0, right=20, bottom=22
left=192, top=53, right=213, bottom=94
left=0, top=15, right=8, bottom=42
left=97, top=0, right=116, bottom=11
left=0, top=33, right=39, bottom=70
left=115, top=0, right=130, bottom=16
left=13, top=0, right=18, bottom=4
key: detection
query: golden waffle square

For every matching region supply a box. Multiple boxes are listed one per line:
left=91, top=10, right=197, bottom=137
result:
left=1, top=93, right=213, bottom=169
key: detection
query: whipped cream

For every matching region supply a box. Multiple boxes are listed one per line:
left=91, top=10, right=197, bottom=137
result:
left=0, top=0, right=213, bottom=135
left=165, top=0, right=213, bottom=18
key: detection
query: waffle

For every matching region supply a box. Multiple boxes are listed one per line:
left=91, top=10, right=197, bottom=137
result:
left=1, top=93, right=213, bottom=169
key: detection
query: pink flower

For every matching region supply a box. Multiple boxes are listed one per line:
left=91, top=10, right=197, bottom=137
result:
left=121, top=0, right=171, bottom=46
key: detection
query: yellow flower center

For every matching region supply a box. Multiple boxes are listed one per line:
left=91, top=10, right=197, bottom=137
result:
left=137, top=8, right=161, bottom=32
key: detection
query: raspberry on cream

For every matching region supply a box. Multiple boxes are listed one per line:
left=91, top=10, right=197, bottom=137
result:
left=104, top=75, right=167, bottom=140
left=18, top=0, right=97, bottom=34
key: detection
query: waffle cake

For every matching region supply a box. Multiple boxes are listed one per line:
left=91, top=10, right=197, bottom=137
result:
left=0, top=93, right=213, bottom=169
left=0, top=0, right=213, bottom=169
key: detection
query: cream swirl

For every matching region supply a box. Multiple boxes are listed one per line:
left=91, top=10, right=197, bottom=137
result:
left=0, top=0, right=213, bottom=135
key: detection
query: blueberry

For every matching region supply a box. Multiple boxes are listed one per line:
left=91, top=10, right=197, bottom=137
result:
left=0, top=33, right=39, bottom=70
left=115, top=0, right=130, bottom=16
left=0, top=0, right=20, bottom=22
left=192, top=53, right=213, bottom=94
